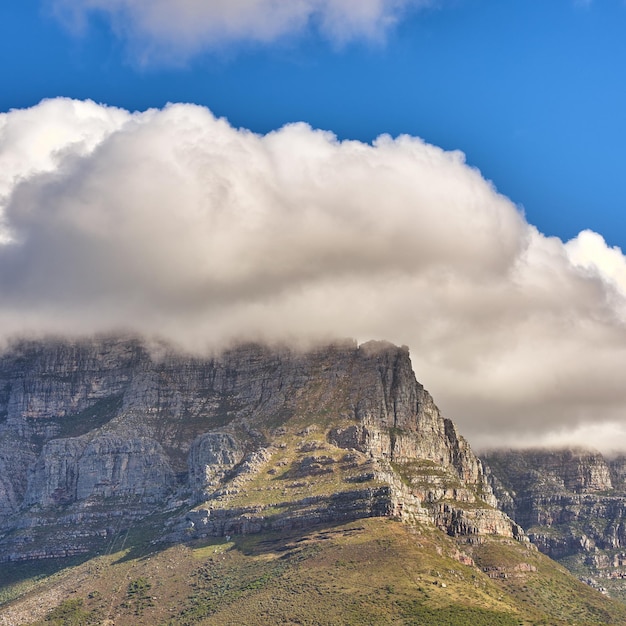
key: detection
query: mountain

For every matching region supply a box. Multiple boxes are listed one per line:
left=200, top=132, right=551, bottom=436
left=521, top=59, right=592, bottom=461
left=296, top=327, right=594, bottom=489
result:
left=0, top=336, right=624, bottom=625
left=0, top=336, right=521, bottom=558
left=483, top=447, right=626, bottom=602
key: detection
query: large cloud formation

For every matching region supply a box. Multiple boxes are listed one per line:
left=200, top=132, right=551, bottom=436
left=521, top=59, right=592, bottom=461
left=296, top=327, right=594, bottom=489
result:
left=50, top=0, right=434, bottom=61
left=3, top=98, right=626, bottom=452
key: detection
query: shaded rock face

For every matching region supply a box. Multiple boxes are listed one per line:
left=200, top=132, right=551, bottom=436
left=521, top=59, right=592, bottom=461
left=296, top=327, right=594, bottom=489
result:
left=0, top=336, right=521, bottom=561
left=482, top=449, right=617, bottom=535
left=23, top=436, right=176, bottom=507
left=483, top=448, right=626, bottom=590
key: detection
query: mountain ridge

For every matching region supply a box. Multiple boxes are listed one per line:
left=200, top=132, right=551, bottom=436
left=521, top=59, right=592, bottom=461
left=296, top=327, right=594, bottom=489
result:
left=0, top=335, right=522, bottom=563
left=1, top=336, right=624, bottom=624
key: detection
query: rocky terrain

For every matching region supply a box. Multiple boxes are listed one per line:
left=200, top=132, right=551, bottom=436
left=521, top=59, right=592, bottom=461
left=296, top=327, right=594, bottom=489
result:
left=483, top=448, right=626, bottom=601
left=1, top=336, right=625, bottom=624
left=0, top=336, right=523, bottom=564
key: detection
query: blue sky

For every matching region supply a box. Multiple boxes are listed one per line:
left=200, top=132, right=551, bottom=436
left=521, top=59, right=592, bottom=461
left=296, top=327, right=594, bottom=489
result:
left=1, top=1, right=625, bottom=247
left=3, top=1, right=626, bottom=449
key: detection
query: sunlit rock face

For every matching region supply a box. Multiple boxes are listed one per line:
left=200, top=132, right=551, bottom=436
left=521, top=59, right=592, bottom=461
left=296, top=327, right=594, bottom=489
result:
left=0, top=336, right=522, bottom=562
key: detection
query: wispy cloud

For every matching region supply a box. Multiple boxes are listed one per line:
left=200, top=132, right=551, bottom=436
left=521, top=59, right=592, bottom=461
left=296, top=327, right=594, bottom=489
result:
left=2, top=98, right=626, bottom=452
left=49, top=0, right=435, bottom=63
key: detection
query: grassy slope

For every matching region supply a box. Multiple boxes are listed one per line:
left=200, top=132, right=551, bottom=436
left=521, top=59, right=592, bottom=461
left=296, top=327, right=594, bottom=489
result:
left=2, top=517, right=625, bottom=626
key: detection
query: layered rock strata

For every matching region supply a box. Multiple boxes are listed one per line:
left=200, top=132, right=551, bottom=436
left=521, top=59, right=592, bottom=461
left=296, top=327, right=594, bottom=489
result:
left=0, top=336, right=523, bottom=561
left=483, top=448, right=626, bottom=597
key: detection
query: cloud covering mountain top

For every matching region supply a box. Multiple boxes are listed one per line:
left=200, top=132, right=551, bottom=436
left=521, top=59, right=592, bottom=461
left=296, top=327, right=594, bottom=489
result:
left=2, top=98, right=626, bottom=451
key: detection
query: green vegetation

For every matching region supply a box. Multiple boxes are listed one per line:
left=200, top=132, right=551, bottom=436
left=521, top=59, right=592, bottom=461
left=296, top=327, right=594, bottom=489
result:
left=397, top=600, right=522, bottom=625
left=470, top=537, right=620, bottom=626
left=34, top=598, right=96, bottom=625
left=123, top=577, right=153, bottom=615
left=56, top=395, right=123, bottom=438
left=0, top=556, right=89, bottom=606
left=2, top=517, right=623, bottom=626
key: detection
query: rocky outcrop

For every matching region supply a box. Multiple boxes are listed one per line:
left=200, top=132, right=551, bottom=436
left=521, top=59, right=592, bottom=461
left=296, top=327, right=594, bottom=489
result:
left=483, top=448, right=626, bottom=595
left=188, top=432, right=244, bottom=494
left=433, top=503, right=526, bottom=540
left=0, top=336, right=522, bottom=561
left=181, top=486, right=397, bottom=537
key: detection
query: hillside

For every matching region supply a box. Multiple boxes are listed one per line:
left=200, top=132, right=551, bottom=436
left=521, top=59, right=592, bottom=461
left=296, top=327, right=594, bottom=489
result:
left=4, top=517, right=626, bottom=626
left=0, top=337, right=624, bottom=624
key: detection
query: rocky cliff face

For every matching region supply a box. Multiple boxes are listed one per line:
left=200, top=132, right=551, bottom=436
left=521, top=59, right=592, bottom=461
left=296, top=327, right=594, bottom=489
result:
left=482, top=448, right=626, bottom=599
left=0, top=336, right=523, bottom=562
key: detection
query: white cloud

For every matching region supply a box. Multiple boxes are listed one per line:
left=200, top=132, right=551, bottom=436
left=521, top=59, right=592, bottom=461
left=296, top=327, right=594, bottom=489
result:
left=2, top=98, right=626, bottom=452
left=565, top=229, right=626, bottom=301
left=478, top=421, right=626, bottom=456
left=0, top=98, right=129, bottom=241
left=49, top=0, right=435, bottom=62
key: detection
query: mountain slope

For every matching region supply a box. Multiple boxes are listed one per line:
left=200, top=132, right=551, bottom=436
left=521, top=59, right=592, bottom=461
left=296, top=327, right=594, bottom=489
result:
left=3, top=517, right=626, bottom=626
left=0, top=337, right=520, bottom=561
left=0, top=337, right=623, bottom=624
